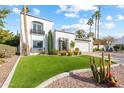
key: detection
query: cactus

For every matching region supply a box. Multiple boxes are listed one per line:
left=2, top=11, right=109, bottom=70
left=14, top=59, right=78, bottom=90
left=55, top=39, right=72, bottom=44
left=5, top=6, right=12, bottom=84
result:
left=90, top=52, right=117, bottom=87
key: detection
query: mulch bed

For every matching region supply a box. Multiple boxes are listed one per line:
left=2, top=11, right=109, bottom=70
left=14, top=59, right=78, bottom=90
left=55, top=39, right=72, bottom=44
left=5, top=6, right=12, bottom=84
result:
left=0, top=55, right=19, bottom=87
left=46, top=65, right=124, bottom=88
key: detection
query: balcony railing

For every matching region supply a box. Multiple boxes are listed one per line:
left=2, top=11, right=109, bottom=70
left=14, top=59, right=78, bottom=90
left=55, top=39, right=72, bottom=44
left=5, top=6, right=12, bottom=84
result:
left=30, top=29, right=45, bottom=35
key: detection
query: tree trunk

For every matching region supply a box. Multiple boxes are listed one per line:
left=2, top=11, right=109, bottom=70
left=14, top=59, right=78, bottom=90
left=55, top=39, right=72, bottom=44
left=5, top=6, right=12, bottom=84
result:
left=97, top=17, right=100, bottom=49
left=94, top=17, right=97, bottom=39
left=23, top=5, right=29, bottom=55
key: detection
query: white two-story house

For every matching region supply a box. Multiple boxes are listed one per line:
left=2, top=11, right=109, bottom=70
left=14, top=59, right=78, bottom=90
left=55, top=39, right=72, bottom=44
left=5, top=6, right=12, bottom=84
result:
left=20, top=14, right=93, bottom=55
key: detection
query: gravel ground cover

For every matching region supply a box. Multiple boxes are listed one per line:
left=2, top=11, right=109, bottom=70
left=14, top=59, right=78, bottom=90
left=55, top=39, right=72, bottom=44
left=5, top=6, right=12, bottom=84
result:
left=0, top=55, right=19, bottom=87
left=47, top=65, right=124, bottom=88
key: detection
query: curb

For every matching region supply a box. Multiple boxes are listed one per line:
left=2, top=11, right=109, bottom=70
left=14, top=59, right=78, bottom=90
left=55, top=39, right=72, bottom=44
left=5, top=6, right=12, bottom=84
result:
left=2, top=56, right=21, bottom=88
left=36, top=64, right=120, bottom=88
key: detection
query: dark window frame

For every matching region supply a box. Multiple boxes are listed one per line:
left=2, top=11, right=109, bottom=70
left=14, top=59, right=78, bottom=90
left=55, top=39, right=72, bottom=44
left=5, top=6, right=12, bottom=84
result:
left=32, top=21, right=44, bottom=33
left=33, top=40, right=43, bottom=48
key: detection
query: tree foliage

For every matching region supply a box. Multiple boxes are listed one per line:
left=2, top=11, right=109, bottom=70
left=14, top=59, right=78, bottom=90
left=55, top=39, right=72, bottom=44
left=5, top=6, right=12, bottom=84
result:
left=0, top=29, right=20, bottom=46
left=87, top=31, right=94, bottom=38
left=76, top=30, right=86, bottom=39
left=0, top=8, right=11, bottom=28
left=48, top=30, right=53, bottom=55
left=70, top=40, right=75, bottom=49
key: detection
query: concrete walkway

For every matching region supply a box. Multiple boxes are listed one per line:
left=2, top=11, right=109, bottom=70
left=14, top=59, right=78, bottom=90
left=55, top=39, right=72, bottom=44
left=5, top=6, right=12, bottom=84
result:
left=83, top=52, right=124, bottom=64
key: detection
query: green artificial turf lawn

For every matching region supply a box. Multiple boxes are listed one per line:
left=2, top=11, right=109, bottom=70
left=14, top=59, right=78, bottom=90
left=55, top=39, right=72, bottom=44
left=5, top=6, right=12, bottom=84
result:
left=9, top=55, right=104, bottom=88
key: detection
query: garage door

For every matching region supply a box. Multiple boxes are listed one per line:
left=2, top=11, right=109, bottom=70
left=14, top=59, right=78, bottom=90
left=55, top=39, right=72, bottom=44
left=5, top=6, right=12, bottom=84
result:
left=75, top=41, right=89, bottom=52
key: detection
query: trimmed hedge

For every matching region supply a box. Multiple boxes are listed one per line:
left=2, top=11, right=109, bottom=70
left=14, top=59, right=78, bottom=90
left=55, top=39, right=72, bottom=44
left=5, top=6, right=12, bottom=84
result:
left=0, top=44, right=16, bottom=58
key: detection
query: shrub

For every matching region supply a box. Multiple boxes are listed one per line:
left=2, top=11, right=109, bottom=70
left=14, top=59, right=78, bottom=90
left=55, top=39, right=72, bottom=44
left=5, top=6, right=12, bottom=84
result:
left=74, top=48, right=79, bottom=55
left=93, top=48, right=101, bottom=52
left=0, top=44, right=16, bottom=58
left=74, top=50, right=79, bottom=55
left=60, top=50, right=67, bottom=56
left=113, top=44, right=123, bottom=51
left=52, top=49, right=59, bottom=55
left=39, top=50, right=47, bottom=55
left=75, top=48, right=79, bottom=51
left=68, top=49, right=73, bottom=56
left=79, top=51, right=82, bottom=55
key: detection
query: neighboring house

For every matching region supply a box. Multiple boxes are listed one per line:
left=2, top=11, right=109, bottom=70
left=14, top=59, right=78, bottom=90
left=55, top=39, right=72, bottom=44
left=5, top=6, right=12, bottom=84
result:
left=20, top=14, right=93, bottom=55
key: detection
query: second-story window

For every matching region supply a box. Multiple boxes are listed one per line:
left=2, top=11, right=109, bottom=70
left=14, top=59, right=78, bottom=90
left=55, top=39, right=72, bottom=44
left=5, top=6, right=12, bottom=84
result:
left=32, top=21, right=43, bottom=34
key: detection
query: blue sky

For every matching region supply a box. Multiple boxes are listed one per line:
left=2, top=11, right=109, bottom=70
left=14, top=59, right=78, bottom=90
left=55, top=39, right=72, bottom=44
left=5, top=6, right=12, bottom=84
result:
left=0, top=5, right=124, bottom=38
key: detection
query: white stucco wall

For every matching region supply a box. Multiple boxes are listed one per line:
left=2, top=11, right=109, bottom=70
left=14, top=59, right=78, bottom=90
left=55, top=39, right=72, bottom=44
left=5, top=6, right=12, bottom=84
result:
left=75, top=40, right=92, bottom=52
left=53, top=30, right=75, bottom=50
left=53, top=30, right=93, bottom=52
left=20, top=14, right=54, bottom=54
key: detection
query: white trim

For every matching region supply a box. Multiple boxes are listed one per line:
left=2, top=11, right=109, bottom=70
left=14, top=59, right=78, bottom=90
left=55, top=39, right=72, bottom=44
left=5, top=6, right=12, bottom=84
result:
left=2, top=56, right=21, bottom=88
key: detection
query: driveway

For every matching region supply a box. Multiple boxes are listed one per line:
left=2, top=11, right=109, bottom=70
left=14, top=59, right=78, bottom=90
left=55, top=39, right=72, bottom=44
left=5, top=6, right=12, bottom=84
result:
left=83, top=51, right=124, bottom=64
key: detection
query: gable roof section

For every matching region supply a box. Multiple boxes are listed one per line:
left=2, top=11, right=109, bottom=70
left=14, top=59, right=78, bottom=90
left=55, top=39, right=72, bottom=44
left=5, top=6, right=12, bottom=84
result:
left=20, top=12, right=53, bottom=22
left=54, top=30, right=75, bottom=35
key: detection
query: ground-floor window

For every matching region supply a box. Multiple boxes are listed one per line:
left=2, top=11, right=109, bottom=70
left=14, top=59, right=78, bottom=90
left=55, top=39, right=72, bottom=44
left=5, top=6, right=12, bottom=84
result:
left=33, top=40, right=43, bottom=48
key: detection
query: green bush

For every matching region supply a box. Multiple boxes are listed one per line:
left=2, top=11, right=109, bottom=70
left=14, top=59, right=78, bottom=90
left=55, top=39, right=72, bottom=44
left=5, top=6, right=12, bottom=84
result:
left=113, top=44, right=123, bottom=51
left=68, top=49, right=73, bottom=56
left=60, top=50, right=67, bottom=56
left=79, top=51, right=82, bottom=55
left=74, top=48, right=79, bottom=55
left=52, top=49, right=59, bottom=55
left=0, top=44, right=16, bottom=58
left=93, top=48, right=101, bottom=52
left=75, top=48, right=79, bottom=51
left=74, top=50, right=79, bottom=55
left=39, top=50, right=47, bottom=55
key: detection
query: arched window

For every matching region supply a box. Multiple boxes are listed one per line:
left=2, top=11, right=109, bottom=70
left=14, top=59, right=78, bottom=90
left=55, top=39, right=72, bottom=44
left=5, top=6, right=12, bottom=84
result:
left=32, top=21, right=44, bottom=34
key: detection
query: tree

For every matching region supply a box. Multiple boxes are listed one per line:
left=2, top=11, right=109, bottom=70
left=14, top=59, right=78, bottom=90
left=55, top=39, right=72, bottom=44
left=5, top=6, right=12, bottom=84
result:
left=0, top=29, right=13, bottom=44
left=92, top=6, right=101, bottom=49
left=87, top=31, right=94, bottom=38
left=48, top=30, right=53, bottom=55
left=0, top=8, right=11, bottom=28
left=87, top=18, right=93, bottom=32
left=76, top=30, right=86, bottom=39
left=103, top=36, right=115, bottom=47
left=70, top=41, right=75, bottom=49
left=21, top=5, right=29, bottom=55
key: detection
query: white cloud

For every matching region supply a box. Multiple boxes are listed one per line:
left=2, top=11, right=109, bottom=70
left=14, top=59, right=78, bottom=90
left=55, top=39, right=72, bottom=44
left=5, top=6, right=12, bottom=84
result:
left=117, top=5, right=124, bottom=9
left=104, top=22, right=116, bottom=29
left=56, top=5, right=68, bottom=14
left=117, top=14, right=124, bottom=20
left=33, top=8, right=40, bottom=15
left=79, top=18, right=88, bottom=24
left=61, top=24, right=89, bottom=32
left=56, top=5, right=98, bottom=18
left=61, top=18, right=89, bottom=32
left=12, top=7, right=21, bottom=14
left=106, top=16, right=112, bottom=20
left=65, top=13, right=79, bottom=18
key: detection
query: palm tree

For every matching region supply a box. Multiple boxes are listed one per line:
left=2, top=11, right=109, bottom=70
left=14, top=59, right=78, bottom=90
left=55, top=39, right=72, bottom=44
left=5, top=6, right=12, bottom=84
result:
left=87, top=18, right=93, bottom=32
left=92, top=6, right=101, bottom=49
left=21, top=5, right=29, bottom=55
left=76, top=30, right=85, bottom=39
